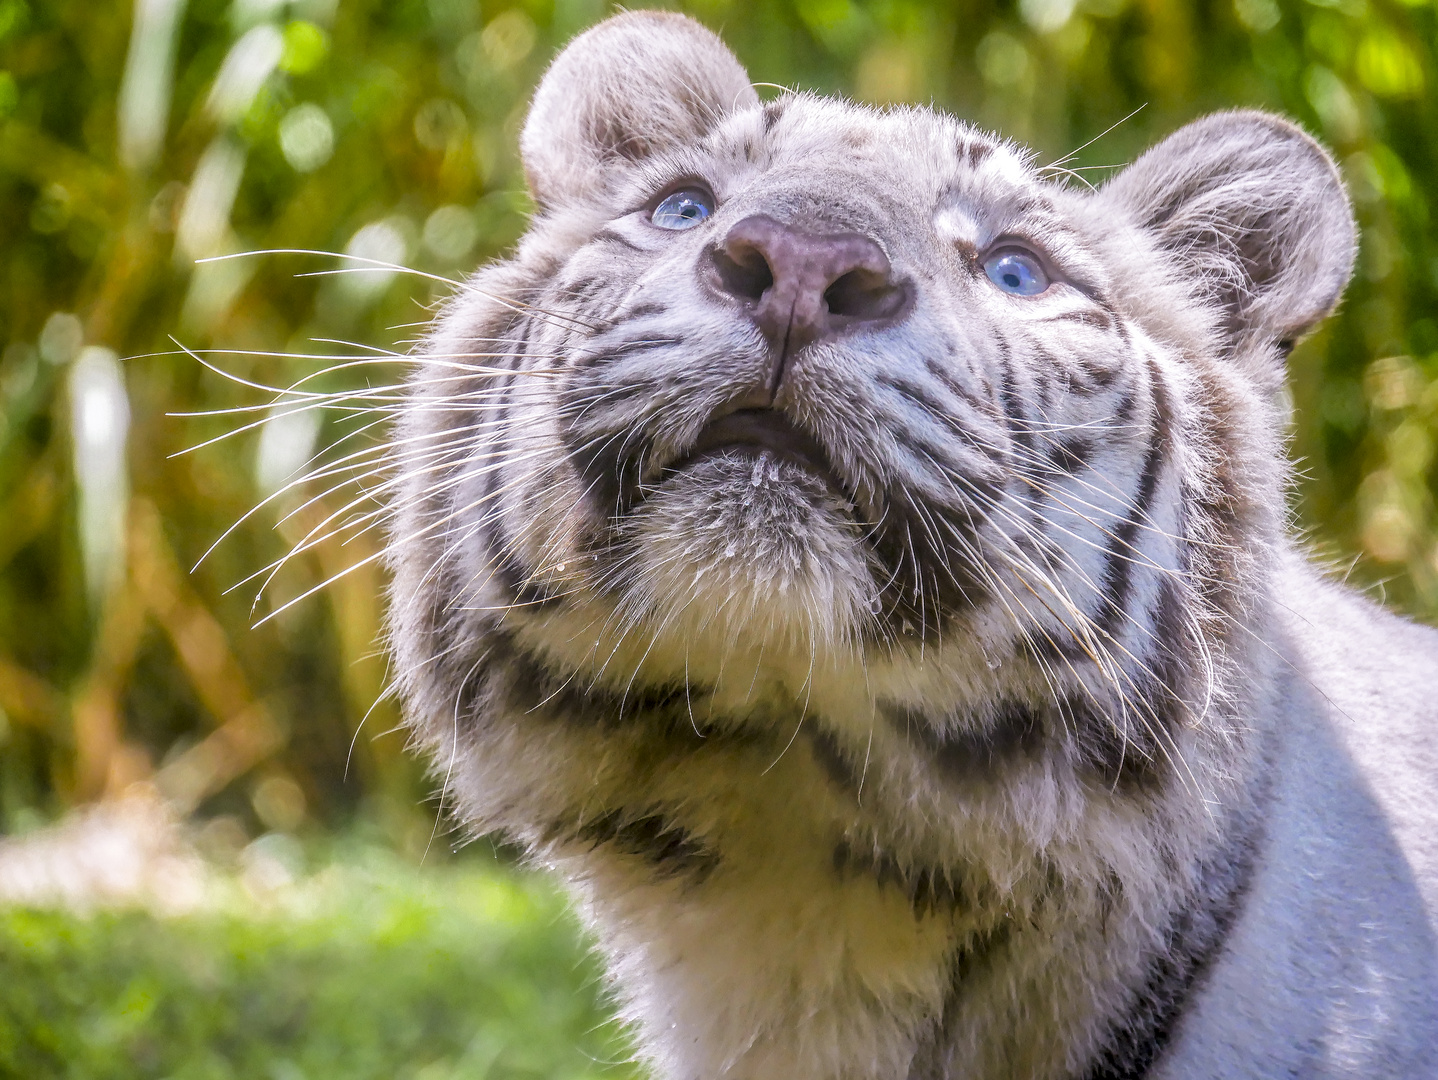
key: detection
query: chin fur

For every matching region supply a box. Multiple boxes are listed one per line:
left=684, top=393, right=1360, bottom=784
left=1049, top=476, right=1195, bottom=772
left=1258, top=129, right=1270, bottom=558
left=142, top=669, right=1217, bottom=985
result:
left=612, top=452, right=876, bottom=663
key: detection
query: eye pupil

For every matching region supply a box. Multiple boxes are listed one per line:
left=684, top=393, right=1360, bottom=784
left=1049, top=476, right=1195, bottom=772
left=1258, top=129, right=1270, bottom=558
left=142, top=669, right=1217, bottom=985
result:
left=1003, top=272, right=1020, bottom=288
left=652, top=188, right=713, bottom=231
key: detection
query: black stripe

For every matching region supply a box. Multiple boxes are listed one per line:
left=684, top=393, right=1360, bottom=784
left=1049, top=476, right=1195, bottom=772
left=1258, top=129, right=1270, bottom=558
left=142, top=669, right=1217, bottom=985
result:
left=885, top=683, right=1175, bottom=794
left=556, top=274, right=605, bottom=305
left=1110, top=385, right=1137, bottom=427
left=906, top=921, right=1017, bottom=1079
left=877, top=371, right=959, bottom=427
left=558, top=345, right=674, bottom=516
left=594, top=227, right=643, bottom=252
left=1081, top=802, right=1264, bottom=1079
left=877, top=370, right=1006, bottom=469
left=866, top=489, right=991, bottom=641
left=483, top=537, right=563, bottom=610
left=1121, top=573, right=1193, bottom=781
left=472, top=315, right=547, bottom=609
left=572, top=423, right=650, bottom=518
left=621, top=300, right=668, bottom=319
left=994, top=336, right=1021, bottom=429
left=907, top=803, right=1263, bottom=1078
left=878, top=372, right=1007, bottom=471
left=762, top=98, right=786, bottom=132
left=1035, top=359, right=1054, bottom=413
left=1056, top=559, right=1193, bottom=791
left=1073, top=352, right=1121, bottom=392
left=598, top=335, right=685, bottom=361
left=993, top=335, right=1036, bottom=463
left=808, top=727, right=862, bottom=797
left=861, top=366, right=1008, bottom=638
left=1096, top=363, right=1171, bottom=640
left=1063, top=693, right=1162, bottom=791
left=569, top=810, right=720, bottom=882
left=922, top=353, right=993, bottom=417
left=884, top=700, right=1043, bottom=782
left=887, top=422, right=951, bottom=475
left=1046, top=434, right=1095, bottom=475
left=479, top=629, right=701, bottom=732
left=832, top=840, right=967, bottom=918
left=1040, top=307, right=1116, bottom=333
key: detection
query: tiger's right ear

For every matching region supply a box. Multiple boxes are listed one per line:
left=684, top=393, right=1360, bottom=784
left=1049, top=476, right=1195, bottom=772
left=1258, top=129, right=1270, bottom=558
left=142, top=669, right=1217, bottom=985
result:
left=520, top=12, right=758, bottom=210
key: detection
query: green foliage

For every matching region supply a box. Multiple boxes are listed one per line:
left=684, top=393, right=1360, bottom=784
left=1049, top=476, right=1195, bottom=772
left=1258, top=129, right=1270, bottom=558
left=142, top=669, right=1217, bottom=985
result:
left=0, top=845, right=638, bottom=1080
left=1, top=0, right=1437, bottom=827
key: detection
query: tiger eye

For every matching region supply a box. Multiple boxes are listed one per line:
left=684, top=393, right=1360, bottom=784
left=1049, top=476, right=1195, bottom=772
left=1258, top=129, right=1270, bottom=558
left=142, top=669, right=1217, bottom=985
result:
left=652, top=189, right=714, bottom=230
left=983, top=248, right=1048, bottom=295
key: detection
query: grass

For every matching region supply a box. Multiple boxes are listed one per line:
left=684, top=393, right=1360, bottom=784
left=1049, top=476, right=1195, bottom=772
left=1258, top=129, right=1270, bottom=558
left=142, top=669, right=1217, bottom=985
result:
left=0, top=838, right=641, bottom=1080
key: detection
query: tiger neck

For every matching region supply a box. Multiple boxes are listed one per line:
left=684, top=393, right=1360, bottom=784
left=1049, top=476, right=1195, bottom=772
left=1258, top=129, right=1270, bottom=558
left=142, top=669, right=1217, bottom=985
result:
left=491, top=615, right=1274, bottom=1080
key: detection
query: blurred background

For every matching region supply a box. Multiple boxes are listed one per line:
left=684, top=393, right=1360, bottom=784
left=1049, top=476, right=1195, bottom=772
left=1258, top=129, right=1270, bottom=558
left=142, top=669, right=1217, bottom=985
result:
left=1, top=0, right=1436, bottom=1074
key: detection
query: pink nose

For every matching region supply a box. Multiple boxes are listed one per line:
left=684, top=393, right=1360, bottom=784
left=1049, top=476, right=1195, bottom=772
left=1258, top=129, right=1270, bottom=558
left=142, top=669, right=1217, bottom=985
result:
left=708, top=215, right=911, bottom=367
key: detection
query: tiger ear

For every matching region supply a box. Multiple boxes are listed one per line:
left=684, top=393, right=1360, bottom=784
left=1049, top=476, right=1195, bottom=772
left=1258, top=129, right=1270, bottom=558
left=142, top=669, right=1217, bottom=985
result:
left=520, top=12, right=758, bottom=210
left=1094, top=110, right=1356, bottom=354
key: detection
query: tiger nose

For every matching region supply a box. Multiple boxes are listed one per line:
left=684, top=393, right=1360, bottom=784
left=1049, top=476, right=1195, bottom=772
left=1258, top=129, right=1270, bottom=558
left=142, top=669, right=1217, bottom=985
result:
left=708, top=214, right=911, bottom=360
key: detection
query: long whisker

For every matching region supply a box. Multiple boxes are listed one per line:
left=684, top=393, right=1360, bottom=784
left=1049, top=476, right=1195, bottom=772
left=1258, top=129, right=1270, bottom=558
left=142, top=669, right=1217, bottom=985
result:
left=197, top=248, right=607, bottom=334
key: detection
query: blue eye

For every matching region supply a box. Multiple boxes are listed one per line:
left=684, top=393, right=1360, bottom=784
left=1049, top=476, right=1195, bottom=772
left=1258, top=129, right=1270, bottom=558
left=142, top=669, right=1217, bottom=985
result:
left=983, top=248, right=1049, bottom=296
left=651, top=189, right=713, bottom=230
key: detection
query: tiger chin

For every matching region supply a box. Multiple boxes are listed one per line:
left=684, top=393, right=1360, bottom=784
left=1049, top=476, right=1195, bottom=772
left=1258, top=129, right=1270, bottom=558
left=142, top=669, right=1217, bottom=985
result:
left=386, top=12, right=1438, bottom=1079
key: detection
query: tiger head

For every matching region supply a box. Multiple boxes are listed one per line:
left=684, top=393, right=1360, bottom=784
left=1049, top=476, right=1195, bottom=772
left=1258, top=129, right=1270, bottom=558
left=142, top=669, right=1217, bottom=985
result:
left=389, top=11, right=1354, bottom=779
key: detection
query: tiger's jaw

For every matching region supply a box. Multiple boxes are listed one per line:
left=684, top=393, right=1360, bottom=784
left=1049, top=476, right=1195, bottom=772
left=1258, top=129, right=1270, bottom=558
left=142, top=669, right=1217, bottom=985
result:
left=611, top=447, right=877, bottom=665
left=593, top=398, right=873, bottom=662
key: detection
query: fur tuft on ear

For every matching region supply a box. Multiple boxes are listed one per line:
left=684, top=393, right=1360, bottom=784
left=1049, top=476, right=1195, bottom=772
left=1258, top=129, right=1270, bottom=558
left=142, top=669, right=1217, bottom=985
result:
left=520, top=12, right=758, bottom=209
left=1095, top=110, right=1356, bottom=354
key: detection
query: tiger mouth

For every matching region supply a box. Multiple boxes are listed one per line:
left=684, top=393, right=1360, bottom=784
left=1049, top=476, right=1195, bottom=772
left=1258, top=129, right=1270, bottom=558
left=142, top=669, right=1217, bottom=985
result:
left=662, top=408, right=853, bottom=502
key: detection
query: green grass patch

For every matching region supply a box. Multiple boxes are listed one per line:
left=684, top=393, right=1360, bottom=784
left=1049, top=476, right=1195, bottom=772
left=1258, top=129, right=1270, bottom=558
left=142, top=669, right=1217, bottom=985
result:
left=0, top=843, right=639, bottom=1080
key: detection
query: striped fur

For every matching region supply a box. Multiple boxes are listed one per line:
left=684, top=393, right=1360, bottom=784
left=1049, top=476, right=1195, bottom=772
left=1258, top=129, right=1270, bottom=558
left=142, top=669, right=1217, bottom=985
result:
left=385, top=13, right=1438, bottom=1079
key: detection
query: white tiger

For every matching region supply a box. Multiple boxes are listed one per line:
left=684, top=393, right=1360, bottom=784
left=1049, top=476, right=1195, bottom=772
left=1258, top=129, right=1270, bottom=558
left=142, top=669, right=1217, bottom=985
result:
left=386, top=11, right=1438, bottom=1078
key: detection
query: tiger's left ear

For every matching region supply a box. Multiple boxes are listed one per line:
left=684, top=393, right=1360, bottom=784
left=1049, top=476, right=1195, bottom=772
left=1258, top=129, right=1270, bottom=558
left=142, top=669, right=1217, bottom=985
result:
left=1094, top=110, right=1356, bottom=355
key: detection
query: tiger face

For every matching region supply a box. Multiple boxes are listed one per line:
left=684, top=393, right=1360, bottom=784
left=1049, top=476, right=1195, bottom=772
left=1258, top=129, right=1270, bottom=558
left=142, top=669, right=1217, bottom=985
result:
left=526, top=94, right=1141, bottom=654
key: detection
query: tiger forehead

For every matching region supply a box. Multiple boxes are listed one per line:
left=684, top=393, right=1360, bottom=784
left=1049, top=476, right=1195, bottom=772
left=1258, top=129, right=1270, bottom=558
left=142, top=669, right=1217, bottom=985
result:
left=745, top=101, right=1083, bottom=254
left=634, top=95, right=1044, bottom=232
left=742, top=94, right=1028, bottom=175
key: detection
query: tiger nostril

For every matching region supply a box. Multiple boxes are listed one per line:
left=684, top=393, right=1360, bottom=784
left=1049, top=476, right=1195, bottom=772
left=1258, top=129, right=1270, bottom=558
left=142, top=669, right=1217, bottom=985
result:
left=823, top=269, right=906, bottom=321
left=711, top=246, right=773, bottom=303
